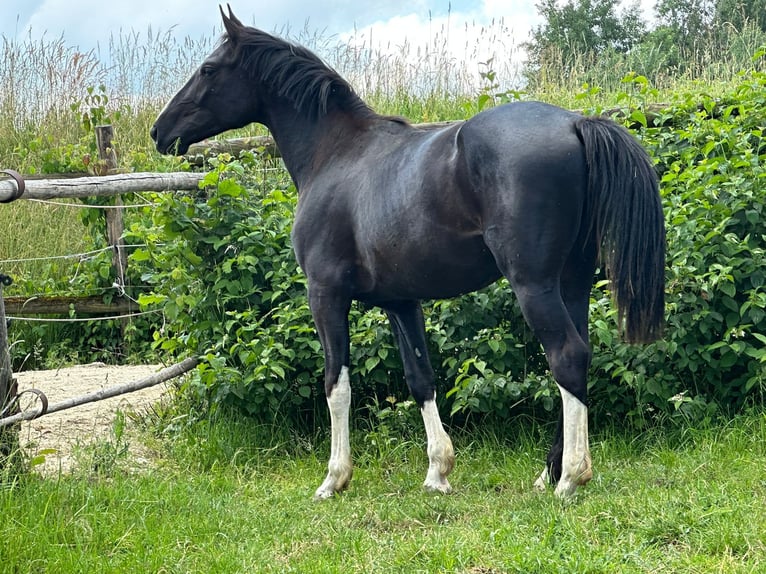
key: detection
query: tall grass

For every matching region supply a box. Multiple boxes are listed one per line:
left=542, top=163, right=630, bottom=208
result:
left=0, top=35, right=103, bottom=168
left=324, top=16, right=523, bottom=120
left=526, top=19, right=766, bottom=107
left=1, top=18, right=519, bottom=170
left=3, top=16, right=763, bottom=170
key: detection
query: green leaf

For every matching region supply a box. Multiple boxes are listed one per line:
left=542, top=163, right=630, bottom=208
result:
left=271, top=365, right=286, bottom=379
left=365, top=356, right=380, bottom=372
left=629, top=110, right=647, bottom=128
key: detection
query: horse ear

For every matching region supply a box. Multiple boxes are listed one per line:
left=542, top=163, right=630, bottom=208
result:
left=220, top=4, right=245, bottom=41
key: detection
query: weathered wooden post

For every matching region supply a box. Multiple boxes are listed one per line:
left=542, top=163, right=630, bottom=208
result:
left=95, top=125, right=127, bottom=282
left=95, top=125, right=130, bottom=354
left=0, top=170, right=23, bottom=466
left=0, top=273, right=19, bottom=465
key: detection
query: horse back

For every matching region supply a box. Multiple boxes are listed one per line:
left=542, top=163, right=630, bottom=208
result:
left=458, top=102, right=587, bottom=197
left=292, top=102, right=588, bottom=302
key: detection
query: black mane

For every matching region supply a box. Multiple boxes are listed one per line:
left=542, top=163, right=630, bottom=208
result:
left=226, top=28, right=376, bottom=120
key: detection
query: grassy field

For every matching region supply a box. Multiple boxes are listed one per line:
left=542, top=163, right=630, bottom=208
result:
left=2, top=409, right=765, bottom=573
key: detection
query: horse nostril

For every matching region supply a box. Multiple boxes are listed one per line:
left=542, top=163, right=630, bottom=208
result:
left=150, top=125, right=158, bottom=141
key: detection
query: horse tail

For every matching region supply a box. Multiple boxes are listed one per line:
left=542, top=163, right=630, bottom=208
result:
left=575, top=116, right=665, bottom=344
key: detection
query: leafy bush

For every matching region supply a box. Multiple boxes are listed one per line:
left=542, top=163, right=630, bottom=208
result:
left=586, top=63, right=766, bottom=426
left=133, top=63, right=766, bottom=430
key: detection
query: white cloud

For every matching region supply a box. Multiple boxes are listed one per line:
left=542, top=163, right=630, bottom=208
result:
left=336, top=2, right=539, bottom=91
left=5, top=0, right=657, bottom=94
left=16, top=0, right=220, bottom=49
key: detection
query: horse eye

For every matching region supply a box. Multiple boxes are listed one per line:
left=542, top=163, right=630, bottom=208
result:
left=200, top=65, right=216, bottom=77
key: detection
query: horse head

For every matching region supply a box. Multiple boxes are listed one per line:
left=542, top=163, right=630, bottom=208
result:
left=151, top=6, right=258, bottom=155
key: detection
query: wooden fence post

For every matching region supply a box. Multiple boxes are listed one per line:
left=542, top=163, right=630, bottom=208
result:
left=0, top=277, right=14, bottom=412
left=95, top=125, right=127, bottom=283
left=0, top=275, right=19, bottom=463
left=95, top=125, right=130, bottom=354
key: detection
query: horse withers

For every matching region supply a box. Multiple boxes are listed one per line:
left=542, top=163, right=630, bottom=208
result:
left=151, top=6, right=665, bottom=499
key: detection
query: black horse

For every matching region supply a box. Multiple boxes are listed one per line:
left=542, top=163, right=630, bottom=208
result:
left=152, top=7, right=665, bottom=499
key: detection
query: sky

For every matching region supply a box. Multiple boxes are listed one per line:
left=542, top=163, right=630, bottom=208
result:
left=1, top=1, right=542, bottom=53
left=1, top=0, right=655, bottom=91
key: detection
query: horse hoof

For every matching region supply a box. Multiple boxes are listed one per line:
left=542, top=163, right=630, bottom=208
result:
left=313, top=488, right=336, bottom=501
left=313, top=477, right=349, bottom=500
left=554, top=481, right=577, bottom=498
left=423, top=479, right=452, bottom=494
left=554, top=473, right=590, bottom=497
left=533, top=467, right=550, bottom=491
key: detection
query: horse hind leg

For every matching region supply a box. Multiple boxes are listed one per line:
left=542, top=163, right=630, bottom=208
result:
left=385, top=301, right=454, bottom=494
left=512, top=282, right=593, bottom=497
left=552, top=381, right=592, bottom=497
left=534, top=268, right=594, bottom=495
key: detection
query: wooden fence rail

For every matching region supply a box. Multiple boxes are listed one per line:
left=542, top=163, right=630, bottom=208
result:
left=4, top=295, right=137, bottom=316
left=0, top=171, right=206, bottom=202
left=0, top=357, right=199, bottom=428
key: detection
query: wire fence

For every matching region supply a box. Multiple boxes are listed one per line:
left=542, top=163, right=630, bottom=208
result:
left=0, top=244, right=156, bottom=265
left=0, top=240, right=164, bottom=323
left=28, top=198, right=157, bottom=209
left=7, top=310, right=161, bottom=323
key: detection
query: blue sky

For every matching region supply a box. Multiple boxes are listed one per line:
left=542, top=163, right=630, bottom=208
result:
left=1, top=1, right=541, bottom=50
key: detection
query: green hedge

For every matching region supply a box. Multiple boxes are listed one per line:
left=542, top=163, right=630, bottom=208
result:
left=587, top=66, right=766, bottom=426
left=133, top=66, right=766, bottom=429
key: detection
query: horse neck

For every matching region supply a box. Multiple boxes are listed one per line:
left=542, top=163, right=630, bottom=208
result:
left=261, top=99, right=371, bottom=190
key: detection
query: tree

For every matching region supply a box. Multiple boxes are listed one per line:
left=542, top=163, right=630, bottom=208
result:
left=715, top=0, right=766, bottom=32
left=643, top=0, right=765, bottom=71
left=525, top=0, right=647, bottom=69
left=653, top=0, right=716, bottom=51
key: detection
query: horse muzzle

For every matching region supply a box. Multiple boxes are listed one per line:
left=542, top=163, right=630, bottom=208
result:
left=150, top=125, right=188, bottom=156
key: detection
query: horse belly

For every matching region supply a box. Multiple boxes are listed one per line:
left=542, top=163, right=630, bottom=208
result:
left=359, top=235, right=501, bottom=302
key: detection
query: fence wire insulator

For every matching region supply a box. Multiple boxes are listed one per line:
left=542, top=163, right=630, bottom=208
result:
left=0, top=388, right=49, bottom=420
left=0, top=170, right=25, bottom=203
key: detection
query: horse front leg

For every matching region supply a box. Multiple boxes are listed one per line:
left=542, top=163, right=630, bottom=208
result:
left=421, top=397, right=455, bottom=493
left=310, top=289, right=353, bottom=500
left=315, top=366, right=353, bottom=499
left=385, top=301, right=454, bottom=494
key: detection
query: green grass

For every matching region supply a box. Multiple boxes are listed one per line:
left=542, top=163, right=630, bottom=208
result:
left=2, top=411, right=765, bottom=573
left=0, top=201, right=91, bottom=285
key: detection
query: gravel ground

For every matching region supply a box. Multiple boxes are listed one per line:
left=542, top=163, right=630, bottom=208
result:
left=13, top=363, right=166, bottom=475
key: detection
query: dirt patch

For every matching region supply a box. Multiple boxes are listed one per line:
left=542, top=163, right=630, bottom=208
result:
left=13, top=363, right=167, bottom=475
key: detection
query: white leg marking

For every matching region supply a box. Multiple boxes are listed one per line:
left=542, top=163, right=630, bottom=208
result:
left=533, top=466, right=550, bottom=491
left=314, top=366, right=353, bottom=500
left=554, top=384, right=592, bottom=497
left=421, top=399, right=455, bottom=494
